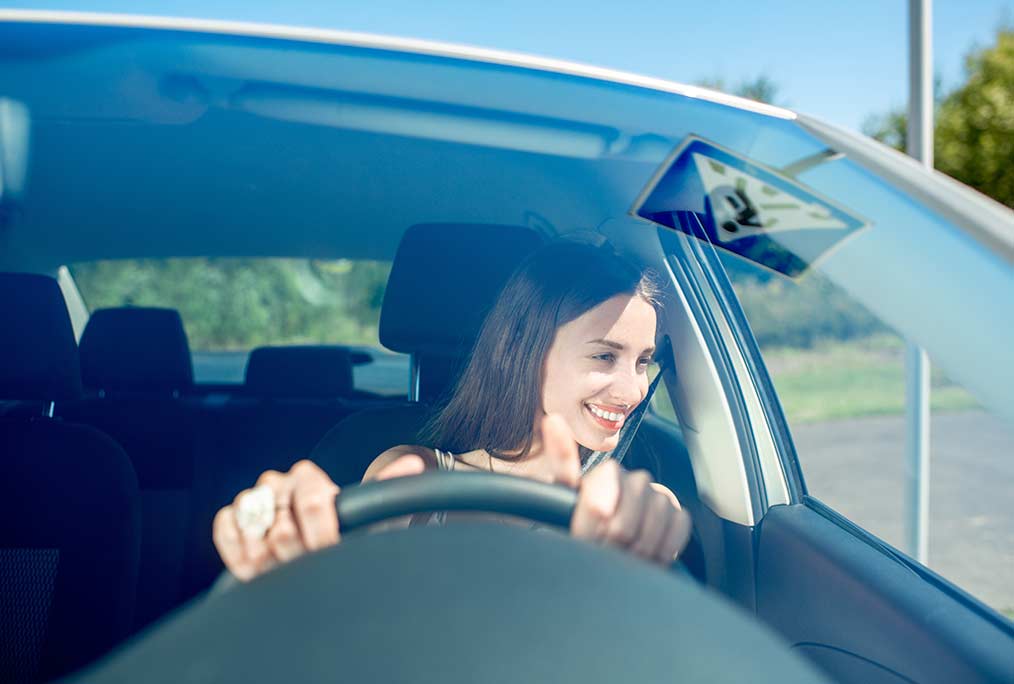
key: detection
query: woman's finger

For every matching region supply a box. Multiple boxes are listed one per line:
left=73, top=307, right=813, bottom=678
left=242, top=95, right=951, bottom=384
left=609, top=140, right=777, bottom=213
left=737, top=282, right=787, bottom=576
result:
left=629, top=488, right=673, bottom=560
left=603, top=469, right=652, bottom=549
left=289, top=460, right=341, bottom=551
left=571, top=459, right=620, bottom=540
left=657, top=507, right=693, bottom=566
left=213, top=504, right=254, bottom=580
left=542, top=413, right=581, bottom=488
left=257, top=469, right=304, bottom=562
left=229, top=487, right=276, bottom=578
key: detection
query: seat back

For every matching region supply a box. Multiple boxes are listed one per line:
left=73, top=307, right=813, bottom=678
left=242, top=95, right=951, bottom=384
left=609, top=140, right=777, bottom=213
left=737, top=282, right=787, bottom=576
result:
left=310, top=224, right=543, bottom=483
left=0, top=273, right=140, bottom=683
left=379, top=223, right=544, bottom=402
left=184, top=346, right=361, bottom=596
left=59, top=306, right=196, bottom=632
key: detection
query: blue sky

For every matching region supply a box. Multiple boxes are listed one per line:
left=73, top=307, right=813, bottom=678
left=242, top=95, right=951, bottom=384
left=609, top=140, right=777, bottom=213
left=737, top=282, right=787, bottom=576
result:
left=4, top=0, right=1011, bottom=131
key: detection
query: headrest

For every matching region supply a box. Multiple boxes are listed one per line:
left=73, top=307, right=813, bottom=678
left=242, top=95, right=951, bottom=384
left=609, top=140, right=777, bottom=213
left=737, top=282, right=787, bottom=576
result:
left=245, top=346, right=354, bottom=398
left=80, top=307, right=193, bottom=394
left=0, top=272, right=83, bottom=401
left=379, top=224, right=544, bottom=356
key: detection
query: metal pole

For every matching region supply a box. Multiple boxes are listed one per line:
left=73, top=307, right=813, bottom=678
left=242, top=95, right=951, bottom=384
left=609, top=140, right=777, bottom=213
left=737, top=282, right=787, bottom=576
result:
left=905, top=0, right=932, bottom=565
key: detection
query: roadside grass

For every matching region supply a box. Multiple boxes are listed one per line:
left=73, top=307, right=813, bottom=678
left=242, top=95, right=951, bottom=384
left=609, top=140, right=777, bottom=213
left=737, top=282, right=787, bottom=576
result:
left=760, top=335, right=979, bottom=424
left=1004, top=608, right=1014, bottom=621
left=649, top=334, right=981, bottom=426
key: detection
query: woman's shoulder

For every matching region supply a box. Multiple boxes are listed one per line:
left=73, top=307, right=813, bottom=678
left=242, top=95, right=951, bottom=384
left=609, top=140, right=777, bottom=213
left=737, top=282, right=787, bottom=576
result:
left=361, top=444, right=438, bottom=482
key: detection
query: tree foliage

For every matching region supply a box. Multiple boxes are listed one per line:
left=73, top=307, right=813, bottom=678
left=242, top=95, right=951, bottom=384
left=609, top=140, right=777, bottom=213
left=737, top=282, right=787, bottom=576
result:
left=864, top=27, right=1013, bottom=208
left=72, top=258, right=390, bottom=350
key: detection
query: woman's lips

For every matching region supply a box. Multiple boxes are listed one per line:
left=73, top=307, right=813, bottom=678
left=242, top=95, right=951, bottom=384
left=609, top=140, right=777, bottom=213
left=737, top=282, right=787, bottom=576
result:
left=585, top=403, right=625, bottom=432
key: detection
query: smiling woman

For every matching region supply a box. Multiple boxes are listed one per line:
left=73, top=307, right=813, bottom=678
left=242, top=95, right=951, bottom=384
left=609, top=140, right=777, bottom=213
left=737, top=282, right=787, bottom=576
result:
left=421, top=241, right=661, bottom=459
left=214, top=241, right=692, bottom=582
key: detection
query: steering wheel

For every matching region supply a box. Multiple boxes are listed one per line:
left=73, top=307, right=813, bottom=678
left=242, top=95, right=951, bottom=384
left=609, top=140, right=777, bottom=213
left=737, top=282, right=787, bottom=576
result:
left=336, top=470, right=577, bottom=531
left=74, top=473, right=830, bottom=684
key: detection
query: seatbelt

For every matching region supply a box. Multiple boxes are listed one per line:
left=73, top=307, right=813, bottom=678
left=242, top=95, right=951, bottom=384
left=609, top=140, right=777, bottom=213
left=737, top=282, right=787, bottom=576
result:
left=581, top=336, right=673, bottom=474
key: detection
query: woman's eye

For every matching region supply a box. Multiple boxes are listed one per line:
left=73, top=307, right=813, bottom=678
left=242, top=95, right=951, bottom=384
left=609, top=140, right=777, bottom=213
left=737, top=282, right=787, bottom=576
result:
left=593, top=353, right=615, bottom=363
left=637, top=357, right=652, bottom=369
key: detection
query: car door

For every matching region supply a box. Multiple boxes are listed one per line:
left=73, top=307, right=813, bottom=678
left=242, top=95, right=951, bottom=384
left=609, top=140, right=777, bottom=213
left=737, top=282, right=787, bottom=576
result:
left=657, top=202, right=1014, bottom=684
left=630, top=121, right=1014, bottom=683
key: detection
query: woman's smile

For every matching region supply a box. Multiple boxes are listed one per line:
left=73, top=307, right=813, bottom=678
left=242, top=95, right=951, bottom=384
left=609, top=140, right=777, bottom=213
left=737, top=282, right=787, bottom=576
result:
left=585, top=403, right=628, bottom=432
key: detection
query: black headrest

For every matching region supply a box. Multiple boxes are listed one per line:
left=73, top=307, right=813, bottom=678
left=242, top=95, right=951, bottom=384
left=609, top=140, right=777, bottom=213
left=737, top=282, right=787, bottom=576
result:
left=0, top=272, right=83, bottom=401
left=245, top=346, right=354, bottom=398
left=379, top=224, right=543, bottom=356
left=80, top=307, right=193, bottom=394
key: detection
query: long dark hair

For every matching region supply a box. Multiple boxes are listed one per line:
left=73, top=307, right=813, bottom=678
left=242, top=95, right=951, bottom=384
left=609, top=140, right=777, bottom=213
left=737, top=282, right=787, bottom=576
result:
left=420, top=241, right=661, bottom=460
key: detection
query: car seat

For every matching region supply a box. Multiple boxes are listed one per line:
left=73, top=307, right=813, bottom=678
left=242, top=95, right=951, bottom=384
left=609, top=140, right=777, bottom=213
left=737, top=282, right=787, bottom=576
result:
left=58, top=307, right=197, bottom=632
left=0, top=273, right=141, bottom=683
left=311, top=222, right=544, bottom=482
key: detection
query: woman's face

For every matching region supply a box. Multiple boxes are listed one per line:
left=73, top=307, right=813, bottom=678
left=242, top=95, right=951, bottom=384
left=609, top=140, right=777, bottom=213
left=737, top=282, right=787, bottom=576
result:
left=541, top=293, right=657, bottom=452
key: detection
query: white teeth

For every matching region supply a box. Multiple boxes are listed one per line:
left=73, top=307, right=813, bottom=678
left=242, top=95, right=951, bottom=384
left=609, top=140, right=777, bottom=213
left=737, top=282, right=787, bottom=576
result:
left=588, top=405, right=624, bottom=422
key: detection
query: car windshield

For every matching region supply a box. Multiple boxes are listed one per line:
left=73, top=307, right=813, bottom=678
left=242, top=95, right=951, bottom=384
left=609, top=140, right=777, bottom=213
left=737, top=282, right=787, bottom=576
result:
left=1, top=16, right=1012, bottom=684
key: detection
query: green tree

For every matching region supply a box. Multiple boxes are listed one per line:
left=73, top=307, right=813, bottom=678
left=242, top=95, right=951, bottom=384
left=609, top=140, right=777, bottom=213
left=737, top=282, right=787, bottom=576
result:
left=864, top=27, right=1013, bottom=208
left=72, top=258, right=391, bottom=350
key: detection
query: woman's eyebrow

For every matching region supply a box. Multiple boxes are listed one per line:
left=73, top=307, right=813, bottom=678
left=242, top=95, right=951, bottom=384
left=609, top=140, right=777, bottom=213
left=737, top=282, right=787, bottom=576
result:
left=587, top=339, right=656, bottom=355
left=587, top=338, right=624, bottom=350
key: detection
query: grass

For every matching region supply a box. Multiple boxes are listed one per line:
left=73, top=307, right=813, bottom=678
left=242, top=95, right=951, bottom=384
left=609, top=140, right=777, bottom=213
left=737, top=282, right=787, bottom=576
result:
left=763, top=335, right=979, bottom=424
left=649, top=334, right=981, bottom=426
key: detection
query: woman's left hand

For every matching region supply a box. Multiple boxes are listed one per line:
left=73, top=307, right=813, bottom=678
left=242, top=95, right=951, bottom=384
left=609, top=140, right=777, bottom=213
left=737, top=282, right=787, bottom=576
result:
left=542, top=414, right=692, bottom=567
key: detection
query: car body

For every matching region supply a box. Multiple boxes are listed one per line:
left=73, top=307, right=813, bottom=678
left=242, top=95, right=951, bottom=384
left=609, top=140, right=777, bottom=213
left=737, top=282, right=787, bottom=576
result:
left=0, top=10, right=1012, bottom=684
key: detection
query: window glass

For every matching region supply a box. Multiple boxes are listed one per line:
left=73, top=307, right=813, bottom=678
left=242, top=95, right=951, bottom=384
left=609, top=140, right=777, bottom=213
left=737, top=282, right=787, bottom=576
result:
left=648, top=366, right=678, bottom=424
left=720, top=250, right=1014, bottom=618
left=69, top=258, right=407, bottom=393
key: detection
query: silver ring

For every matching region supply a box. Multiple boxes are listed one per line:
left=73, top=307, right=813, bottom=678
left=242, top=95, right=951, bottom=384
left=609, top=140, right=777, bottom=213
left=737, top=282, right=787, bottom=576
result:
left=236, top=484, right=277, bottom=539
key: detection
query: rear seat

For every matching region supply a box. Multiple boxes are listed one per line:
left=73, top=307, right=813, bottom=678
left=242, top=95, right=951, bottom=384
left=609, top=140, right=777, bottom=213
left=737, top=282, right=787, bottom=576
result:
left=184, top=345, right=373, bottom=595
left=1, top=274, right=141, bottom=682
left=58, top=307, right=198, bottom=633
left=203, top=345, right=360, bottom=495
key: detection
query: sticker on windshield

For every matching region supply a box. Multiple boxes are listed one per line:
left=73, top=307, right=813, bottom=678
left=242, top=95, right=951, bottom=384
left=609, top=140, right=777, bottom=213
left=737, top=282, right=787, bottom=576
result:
left=631, top=136, right=868, bottom=278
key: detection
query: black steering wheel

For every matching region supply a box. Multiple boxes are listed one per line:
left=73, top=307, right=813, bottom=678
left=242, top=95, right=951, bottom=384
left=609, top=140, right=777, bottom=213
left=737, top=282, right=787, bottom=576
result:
left=74, top=472, right=829, bottom=684
left=336, top=470, right=577, bottom=532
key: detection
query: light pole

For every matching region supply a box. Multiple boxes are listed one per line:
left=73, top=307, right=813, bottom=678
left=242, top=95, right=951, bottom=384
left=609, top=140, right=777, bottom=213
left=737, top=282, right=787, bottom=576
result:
left=906, top=0, right=932, bottom=565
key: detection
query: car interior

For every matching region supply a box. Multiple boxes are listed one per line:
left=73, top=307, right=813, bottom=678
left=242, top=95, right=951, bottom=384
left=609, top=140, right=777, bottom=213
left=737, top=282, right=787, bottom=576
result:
left=0, top=220, right=713, bottom=682
left=2, top=15, right=1011, bottom=684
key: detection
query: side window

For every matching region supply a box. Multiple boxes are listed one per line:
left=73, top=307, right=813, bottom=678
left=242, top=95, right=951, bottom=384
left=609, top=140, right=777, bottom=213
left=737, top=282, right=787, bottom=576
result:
left=721, top=252, right=1014, bottom=619
left=648, top=369, right=679, bottom=424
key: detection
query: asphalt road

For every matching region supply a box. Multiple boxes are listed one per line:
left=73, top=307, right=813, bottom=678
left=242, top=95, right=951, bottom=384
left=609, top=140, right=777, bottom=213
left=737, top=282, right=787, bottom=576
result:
left=792, top=410, right=1014, bottom=613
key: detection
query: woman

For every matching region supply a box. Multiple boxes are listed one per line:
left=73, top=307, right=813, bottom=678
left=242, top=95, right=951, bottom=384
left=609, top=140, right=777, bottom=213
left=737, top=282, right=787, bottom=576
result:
left=213, top=242, right=692, bottom=581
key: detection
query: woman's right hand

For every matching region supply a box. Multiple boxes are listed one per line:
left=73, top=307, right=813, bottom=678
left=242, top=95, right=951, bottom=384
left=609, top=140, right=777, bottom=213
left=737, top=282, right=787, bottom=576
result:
left=213, top=456, right=425, bottom=581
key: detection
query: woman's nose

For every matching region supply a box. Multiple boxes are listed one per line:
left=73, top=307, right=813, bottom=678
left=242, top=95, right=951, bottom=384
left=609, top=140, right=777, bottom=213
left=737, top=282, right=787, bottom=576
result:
left=609, top=366, right=647, bottom=405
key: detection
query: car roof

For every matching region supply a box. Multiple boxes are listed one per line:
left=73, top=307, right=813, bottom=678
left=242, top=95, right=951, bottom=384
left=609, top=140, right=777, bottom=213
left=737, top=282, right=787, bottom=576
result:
left=0, top=11, right=803, bottom=270
left=4, top=10, right=1007, bottom=271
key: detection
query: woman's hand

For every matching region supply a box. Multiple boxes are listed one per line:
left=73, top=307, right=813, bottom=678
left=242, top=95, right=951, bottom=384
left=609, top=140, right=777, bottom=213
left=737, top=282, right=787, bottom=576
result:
left=542, top=414, right=692, bottom=566
left=212, top=456, right=425, bottom=581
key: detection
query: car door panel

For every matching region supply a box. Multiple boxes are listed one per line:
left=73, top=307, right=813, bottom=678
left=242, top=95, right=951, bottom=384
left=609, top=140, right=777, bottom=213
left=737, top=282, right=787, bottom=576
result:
left=756, top=502, right=1014, bottom=684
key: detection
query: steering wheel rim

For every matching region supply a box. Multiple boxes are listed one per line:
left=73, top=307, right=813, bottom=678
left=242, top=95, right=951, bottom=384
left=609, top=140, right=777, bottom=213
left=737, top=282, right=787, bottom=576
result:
left=336, top=471, right=578, bottom=532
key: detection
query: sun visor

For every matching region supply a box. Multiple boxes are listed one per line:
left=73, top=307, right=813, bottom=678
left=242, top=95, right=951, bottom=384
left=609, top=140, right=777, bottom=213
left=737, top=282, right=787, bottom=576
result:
left=633, top=136, right=868, bottom=278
